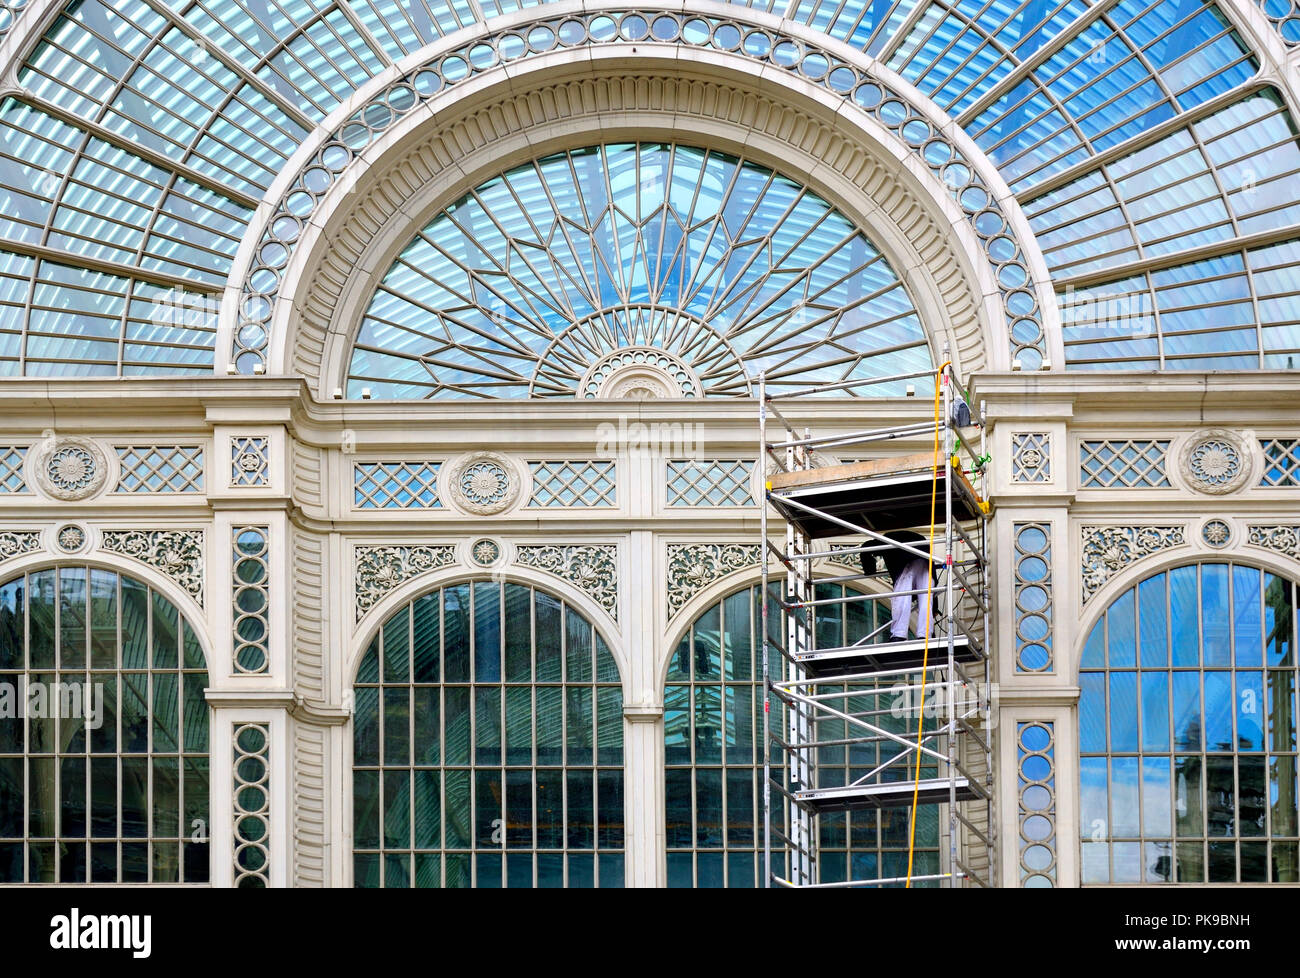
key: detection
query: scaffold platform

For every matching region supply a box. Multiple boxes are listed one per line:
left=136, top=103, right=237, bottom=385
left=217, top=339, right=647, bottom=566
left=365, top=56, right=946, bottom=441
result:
left=759, top=356, right=996, bottom=889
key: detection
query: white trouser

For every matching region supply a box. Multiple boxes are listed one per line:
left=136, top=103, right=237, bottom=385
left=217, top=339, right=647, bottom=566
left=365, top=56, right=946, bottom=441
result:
left=890, top=557, right=932, bottom=639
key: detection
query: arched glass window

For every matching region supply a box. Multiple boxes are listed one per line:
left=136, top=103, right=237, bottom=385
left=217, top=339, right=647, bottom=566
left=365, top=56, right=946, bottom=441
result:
left=348, top=142, right=931, bottom=400
left=665, top=582, right=940, bottom=887
left=0, top=567, right=210, bottom=883
left=1079, top=562, right=1299, bottom=883
left=352, top=580, right=624, bottom=887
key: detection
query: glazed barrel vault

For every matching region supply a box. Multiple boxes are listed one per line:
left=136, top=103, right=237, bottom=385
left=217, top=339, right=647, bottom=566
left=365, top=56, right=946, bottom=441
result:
left=0, top=0, right=1297, bottom=886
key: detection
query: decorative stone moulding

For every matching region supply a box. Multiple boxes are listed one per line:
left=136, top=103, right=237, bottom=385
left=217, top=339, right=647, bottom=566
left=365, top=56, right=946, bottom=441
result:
left=515, top=544, right=618, bottom=619
left=354, top=544, right=457, bottom=619
left=1247, top=525, right=1300, bottom=562
left=55, top=523, right=87, bottom=554
left=1180, top=428, right=1252, bottom=495
left=1201, top=519, right=1233, bottom=549
left=230, top=8, right=1049, bottom=375
left=470, top=538, right=503, bottom=567
left=1080, top=525, right=1186, bottom=603
left=666, top=543, right=762, bottom=618
left=0, top=530, right=41, bottom=563
left=579, top=347, right=702, bottom=399
left=100, top=528, right=206, bottom=606
left=442, top=452, right=528, bottom=516
left=32, top=436, right=110, bottom=501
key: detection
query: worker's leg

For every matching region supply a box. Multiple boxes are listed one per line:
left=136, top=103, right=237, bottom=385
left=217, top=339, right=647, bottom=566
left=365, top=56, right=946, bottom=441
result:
left=889, top=560, right=920, bottom=639
left=913, top=560, right=933, bottom=639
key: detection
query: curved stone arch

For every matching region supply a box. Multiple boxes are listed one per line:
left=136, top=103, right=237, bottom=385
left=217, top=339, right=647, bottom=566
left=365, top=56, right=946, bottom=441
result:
left=0, top=549, right=215, bottom=672
left=225, top=5, right=1062, bottom=379
left=657, top=561, right=886, bottom=695
left=298, top=79, right=996, bottom=396
left=1069, top=545, right=1300, bottom=685
left=346, top=563, right=629, bottom=694
left=281, top=76, right=1003, bottom=398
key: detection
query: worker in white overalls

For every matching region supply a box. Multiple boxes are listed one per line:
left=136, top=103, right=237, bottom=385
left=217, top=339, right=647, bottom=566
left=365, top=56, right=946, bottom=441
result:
left=862, top=530, right=937, bottom=641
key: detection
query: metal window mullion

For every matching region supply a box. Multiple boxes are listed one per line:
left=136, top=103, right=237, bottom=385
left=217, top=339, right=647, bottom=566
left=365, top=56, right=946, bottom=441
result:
left=955, top=0, right=1126, bottom=126
left=1017, top=78, right=1265, bottom=204
left=138, top=0, right=315, bottom=131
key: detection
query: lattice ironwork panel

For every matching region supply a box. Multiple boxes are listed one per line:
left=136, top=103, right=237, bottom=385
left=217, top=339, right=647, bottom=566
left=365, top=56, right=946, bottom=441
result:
left=0, top=446, right=28, bottom=493
left=528, top=460, right=616, bottom=508
left=353, top=461, right=441, bottom=509
left=1012, top=433, right=1051, bottom=483
left=1079, top=440, right=1171, bottom=488
left=666, top=460, right=754, bottom=507
left=1260, top=438, right=1300, bottom=486
left=230, top=436, right=269, bottom=488
left=114, top=445, right=204, bottom=493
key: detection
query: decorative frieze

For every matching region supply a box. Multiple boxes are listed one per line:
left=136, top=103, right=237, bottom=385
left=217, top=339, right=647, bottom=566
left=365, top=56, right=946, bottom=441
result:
left=1080, top=525, right=1185, bottom=602
left=0, top=530, right=41, bottom=562
left=100, top=528, right=205, bottom=605
left=666, top=543, right=762, bottom=618
left=354, top=544, right=456, bottom=618
left=516, top=544, right=618, bottom=618
left=1247, top=525, right=1300, bottom=562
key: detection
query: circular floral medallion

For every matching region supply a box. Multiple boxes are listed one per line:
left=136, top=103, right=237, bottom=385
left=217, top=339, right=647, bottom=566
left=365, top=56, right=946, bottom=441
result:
left=56, top=524, right=87, bottom=553
left=35, top=437, right=108, bottom=501
left=444, top=452, right=526, bottom=515
left=471, top=539, right=501, bottom=566
left=1201, top=519, right=1231, bottom=548
left=1181, top=429, right=1250, bottom=495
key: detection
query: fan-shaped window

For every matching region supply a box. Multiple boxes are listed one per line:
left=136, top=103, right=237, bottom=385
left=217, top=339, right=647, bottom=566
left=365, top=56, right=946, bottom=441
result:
left=352, top=580, right=624, bottom=887
left=347, top=142, right=932, bottom=399
left=1079, top=562, right=1299, bottom=883
left=0, top=566, right=210, bottom=883
left=665, top=582, right=940, bottom=887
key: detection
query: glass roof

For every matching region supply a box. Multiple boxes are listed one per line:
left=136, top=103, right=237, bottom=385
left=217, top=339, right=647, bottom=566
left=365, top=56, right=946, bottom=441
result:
left=348, top=143, right=930, bottom=398
left=0, top=0, right=1295, bottom=383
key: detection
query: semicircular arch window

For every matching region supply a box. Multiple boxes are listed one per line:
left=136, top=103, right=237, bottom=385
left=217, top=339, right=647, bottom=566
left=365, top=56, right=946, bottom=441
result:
left=347, top=142, right=932, bottom=399
left=352, top=579, right=624, bottom=887
left=0, top=566, right=210, bottom=883
left=1079, top=562, right=1299, bottom=884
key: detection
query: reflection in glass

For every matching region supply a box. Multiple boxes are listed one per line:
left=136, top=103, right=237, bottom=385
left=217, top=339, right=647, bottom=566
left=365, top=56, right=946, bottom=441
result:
left=352, top=581, right=623, bottom=887
left=1080, top=563, right=1300, bottom=884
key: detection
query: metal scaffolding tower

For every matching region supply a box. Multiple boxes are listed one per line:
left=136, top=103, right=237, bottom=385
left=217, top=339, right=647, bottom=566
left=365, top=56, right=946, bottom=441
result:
left=759, top=355, right=995, bottom=888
